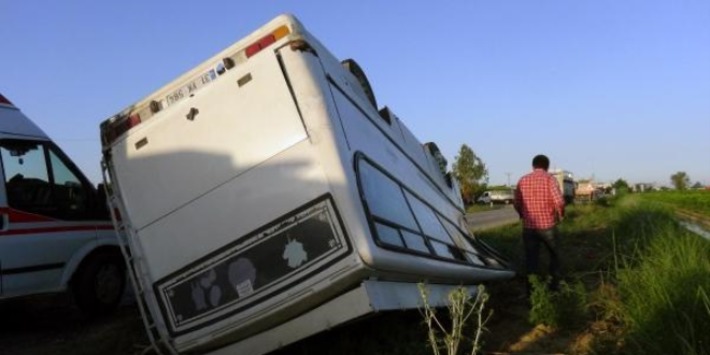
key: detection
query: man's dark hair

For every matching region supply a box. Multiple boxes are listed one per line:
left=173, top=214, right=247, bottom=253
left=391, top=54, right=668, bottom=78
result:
left=532, top=154, right=550, bottom=170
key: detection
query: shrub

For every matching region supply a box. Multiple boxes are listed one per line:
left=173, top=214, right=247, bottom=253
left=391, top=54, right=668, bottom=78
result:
left=528, top=275, right=588, bottom=329
left=611, top=204, right=710, bottom=354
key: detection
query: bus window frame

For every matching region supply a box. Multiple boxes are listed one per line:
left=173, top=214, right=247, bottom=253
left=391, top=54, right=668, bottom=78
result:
left=354, top=153, right=490, bottom=267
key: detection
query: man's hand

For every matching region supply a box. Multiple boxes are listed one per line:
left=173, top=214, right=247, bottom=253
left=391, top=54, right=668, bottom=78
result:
left=556, top=210, right=564, bottom=223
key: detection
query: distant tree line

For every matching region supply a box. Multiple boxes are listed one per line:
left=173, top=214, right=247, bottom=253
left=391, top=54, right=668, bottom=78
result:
left=450, top=147, right=705, bottom=205
left=611, top=171, right=703, bottom=193
left=671, top=171, right=691, bottom=190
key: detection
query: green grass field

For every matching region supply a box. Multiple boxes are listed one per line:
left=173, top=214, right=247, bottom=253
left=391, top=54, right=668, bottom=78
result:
left=638, top=190, right=710, bottom=216
left=479, top=194, right=710, bottom=354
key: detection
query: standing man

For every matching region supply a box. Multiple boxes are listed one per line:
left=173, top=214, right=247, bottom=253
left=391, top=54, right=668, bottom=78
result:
left=514, top=154, right=565, bottom=294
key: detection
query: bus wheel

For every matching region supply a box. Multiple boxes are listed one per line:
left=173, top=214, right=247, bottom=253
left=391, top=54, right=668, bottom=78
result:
left=72, top=250, right=126, bottom=317
left=341, top=59, right=377, bottom=109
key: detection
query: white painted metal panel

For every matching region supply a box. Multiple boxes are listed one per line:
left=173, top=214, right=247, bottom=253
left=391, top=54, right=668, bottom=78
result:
left=137, top=142, right=328, bottom=280
left=112, top=53, right=307, bottom=230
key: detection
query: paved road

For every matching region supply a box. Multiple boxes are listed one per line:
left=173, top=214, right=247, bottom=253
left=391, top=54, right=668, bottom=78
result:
left=466, top=205, right=520, bottom=231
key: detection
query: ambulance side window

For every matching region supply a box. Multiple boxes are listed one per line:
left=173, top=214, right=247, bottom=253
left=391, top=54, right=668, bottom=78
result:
left=48, top=148, right=88, bottom=218
left=0, top=140, right=91, bottom=220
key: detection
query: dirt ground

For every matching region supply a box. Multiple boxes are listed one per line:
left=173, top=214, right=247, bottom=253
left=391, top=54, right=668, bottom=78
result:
left=4, top=204, right=702, bottom=354
left=0, top=221, right=621, bottom=355
left=0, top=294, right=148, bottom=355
left=481, top=276, right=613, bottom=355
left=0, top=268, right=588, bottom=355
left=0, top=278, right=605, bottom=355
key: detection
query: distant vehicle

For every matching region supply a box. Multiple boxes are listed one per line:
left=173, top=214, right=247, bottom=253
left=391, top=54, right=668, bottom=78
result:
left=575, top=180, right=598, bottom=203
left=477, top=190, right=515, bottom=204
left=99, top=14, right=513, bottom=355
left=551, top=170, right=575, bottom=204
left=0, top=93, right=125, bottom=315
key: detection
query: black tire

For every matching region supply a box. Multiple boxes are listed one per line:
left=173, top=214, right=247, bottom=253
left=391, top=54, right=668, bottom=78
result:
left=341, top=59, right=377, bottom=109
left=72, top=250, right=126, bottom=317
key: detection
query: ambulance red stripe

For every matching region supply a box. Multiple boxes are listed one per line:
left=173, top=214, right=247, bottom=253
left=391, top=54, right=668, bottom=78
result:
left=0, top=208, right=114, bottom=236
left=0, top=225, right=114, bottom=237
left=0, top=207, right=58, bottom=223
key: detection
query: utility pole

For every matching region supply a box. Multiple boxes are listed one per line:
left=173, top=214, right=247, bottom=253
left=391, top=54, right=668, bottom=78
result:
left=505, top=172, right=511, bottom=187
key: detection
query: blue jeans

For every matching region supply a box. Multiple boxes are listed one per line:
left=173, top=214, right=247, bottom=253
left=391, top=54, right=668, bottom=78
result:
left=523, top=227, right=561, bottom=293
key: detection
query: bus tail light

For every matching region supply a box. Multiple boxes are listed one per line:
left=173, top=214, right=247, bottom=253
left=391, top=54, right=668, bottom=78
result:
left=245, top=25, right=290, bottom=58
left=102, top=114, right=142, bottom=145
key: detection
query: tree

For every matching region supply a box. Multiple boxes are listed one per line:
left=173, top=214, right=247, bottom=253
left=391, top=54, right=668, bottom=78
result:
left=670, top=171, right=690, bottom=190
left=692, top=181, right=704, bottom=189
left=452, top=144, right=488, bottom=205
left=612, top=178, right=630, bottom=193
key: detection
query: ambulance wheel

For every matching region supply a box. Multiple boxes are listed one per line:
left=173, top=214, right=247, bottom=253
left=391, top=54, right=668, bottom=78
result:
left=72, top=250, right=126, bottom=317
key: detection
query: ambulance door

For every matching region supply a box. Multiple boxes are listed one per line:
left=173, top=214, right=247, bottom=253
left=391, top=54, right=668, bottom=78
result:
left=0, top=139, right=101, bottom=297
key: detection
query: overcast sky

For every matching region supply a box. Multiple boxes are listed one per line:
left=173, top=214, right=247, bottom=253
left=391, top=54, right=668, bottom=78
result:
left=2, top=0, right=708, bottom=186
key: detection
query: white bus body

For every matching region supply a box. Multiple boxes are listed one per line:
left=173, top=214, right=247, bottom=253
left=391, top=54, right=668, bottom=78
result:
left=101, top=14, right=513, bottom=354
left=0, top=93, right=125, bottom=315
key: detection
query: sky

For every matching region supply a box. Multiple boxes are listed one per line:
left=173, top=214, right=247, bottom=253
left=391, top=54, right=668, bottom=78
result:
left=2, top=0, right=709, bottom=187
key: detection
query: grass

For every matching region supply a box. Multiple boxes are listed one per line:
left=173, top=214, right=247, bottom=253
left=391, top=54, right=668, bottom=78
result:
left=527, top=275, right=588, bottom=329
left=465, top=203, right=505, bottom=213
left=478, top=194, right=710, bottom=354
left=637, top=190, right=710, bottom=216
left=612, top=204, right=710, bottom=354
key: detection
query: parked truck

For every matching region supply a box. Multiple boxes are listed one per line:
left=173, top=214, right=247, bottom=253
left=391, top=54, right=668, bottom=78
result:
left=0, top=93, right=125, bottom=315
left=476, top=190, right=514, bottom=205
left=100, top=14, right=512, bottom=355
left=575, top=179, right=597, bottom=203
left=551, top=170, right=575, bottom=204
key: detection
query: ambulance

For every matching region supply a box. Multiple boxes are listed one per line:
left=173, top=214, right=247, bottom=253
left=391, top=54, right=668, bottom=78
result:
left=0, top=93, right=125, bottom=315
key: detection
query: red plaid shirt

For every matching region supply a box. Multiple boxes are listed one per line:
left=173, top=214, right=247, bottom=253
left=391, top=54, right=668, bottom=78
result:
left=514, top=169, right=565, bottom=229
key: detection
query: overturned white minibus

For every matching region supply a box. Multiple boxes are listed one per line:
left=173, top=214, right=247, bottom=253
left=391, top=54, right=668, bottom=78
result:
left=100, top=14, right=513, bottom=354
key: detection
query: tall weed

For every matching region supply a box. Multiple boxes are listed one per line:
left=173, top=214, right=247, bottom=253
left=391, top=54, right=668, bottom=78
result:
left=419, top=284, right=491, bottom=355
left=528, top=275, right=588, bottom=328
left=612, top=204, right=710, bottom=355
